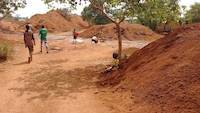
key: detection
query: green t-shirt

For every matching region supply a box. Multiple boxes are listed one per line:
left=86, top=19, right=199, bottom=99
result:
left=39, top=28, right=48, bottom=40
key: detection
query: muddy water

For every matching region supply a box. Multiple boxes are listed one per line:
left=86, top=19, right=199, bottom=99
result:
left=47, top=32, right=151, bottom=49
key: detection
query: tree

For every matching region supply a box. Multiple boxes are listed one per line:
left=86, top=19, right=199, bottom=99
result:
left=43, top=0, right=136, bottom=67
left=185, top=3, right=200, bottom=23
left=0, top=0, right=26, bottom=20
left=128, top=0, right=181, bottom=30
left=81, top=5, right=111, bottom=25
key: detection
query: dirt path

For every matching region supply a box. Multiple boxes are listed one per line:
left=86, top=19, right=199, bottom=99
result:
left=0, top=33, right=150, bottom=113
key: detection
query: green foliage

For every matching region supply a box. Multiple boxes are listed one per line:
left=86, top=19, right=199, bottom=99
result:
left=43, top=0, right=182, bottom=31
left=43, top=0, right=132, bottom=21
left=0, top=42, right=13, bottom=62
left=81, top=5, right=111, bottom=25
left=185, top=3, right=200, bottom=23
left=0, top=0, right=26, bottom=19
left=128, top=0, right=181, bottom=30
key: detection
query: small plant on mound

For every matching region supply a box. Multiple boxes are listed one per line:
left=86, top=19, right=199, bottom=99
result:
left=57, top=8, right=72, bottom=21
left=0, top=42, right=12, bottom=62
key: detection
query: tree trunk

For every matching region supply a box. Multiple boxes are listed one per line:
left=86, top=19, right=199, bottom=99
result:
left=116, top=23, right=122, bottom=67
left=90, top=2, right=124, bottom=68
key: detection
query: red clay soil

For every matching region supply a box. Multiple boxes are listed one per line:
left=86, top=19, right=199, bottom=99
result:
left=0, top=11, right=88, bottom=33
left=100, top=23, right=200, bottom=113
left=26, top=11, right=89, bottom=32
left=79, top=22, right=161, bottom=41
left=70, top=15, right=90, bottom=29
left=0, top=20, right=21, bottom=33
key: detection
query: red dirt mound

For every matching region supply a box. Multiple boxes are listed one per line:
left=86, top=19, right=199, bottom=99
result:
left=101, top=23, right=200, bottom=113
left=79, top=22, right=161, bottom=41
left=0, top=20, right=21, bottom=33
left=70, top=15, right=90, bottom=28
left=26, top=11, right=88, bottom=32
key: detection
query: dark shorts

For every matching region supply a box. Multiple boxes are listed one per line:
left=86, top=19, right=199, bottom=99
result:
left=41, top=40, right=47, bottom=43
left=92, top=39, right=98, bottom=43
left=73, top=36, right=77, bottom=39
left=41, top=38, right=47, bottom=42
left=28, top=46, right=34, bottom=52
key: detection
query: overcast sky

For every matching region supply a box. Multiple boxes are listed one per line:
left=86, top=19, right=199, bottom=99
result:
left=14, top=0, right=200, bottom=18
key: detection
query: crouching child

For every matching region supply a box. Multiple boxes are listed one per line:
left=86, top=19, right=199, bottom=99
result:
left=91, top=35, right=98, bottom=44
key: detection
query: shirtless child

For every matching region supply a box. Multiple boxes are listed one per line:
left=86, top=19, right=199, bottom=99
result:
left=24, top=25, right=35, bottom=63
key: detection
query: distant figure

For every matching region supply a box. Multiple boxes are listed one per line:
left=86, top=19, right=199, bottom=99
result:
left=24, top=25, right=35, bottom=63
left=164, top=21, right=171, bottom=33
left=185, top=20, right=189, bottom=25
left=179, top=20, right=183, bottom=26
left=91, top=35, right=98, bottom=44
left=39, top=25, right=48, bottom=53
left=73, top=29, right=79, bottom=44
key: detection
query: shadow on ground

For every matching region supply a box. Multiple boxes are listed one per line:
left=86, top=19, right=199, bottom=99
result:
left=49, top=46, right=63, bottom=52
left=41, top=59, right=68, bottom=65
left=9, top=64, right=106, bottom=102
left=13, top=61, right=28, bottom=65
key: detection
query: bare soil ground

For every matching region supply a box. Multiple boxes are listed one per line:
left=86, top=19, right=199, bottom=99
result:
left=0, top=32, right=149, bottom=113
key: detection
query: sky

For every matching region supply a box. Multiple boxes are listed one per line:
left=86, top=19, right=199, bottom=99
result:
left=14, top=0, right=200, bottom=18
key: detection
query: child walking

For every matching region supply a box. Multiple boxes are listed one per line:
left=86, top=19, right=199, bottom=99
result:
left=39, top=25, right=48, bottom=53
left=24, top=25, right=35, bottom=63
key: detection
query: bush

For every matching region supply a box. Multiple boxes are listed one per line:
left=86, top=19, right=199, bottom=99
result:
left=185, top=3, right=200, bottom=23
left=0, top=42, right=12, bottom=62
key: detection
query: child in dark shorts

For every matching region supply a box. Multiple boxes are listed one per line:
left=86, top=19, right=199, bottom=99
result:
left=73, top=29, right=79, bottom=44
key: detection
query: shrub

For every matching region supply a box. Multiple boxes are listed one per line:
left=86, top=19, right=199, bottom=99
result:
left=0, top=42, right=12, bottom=62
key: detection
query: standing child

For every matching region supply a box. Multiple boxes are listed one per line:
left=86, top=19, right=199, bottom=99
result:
left=24, top=25, right=35, bottom=63
left=73, top=29, right=79, bottom=44
left=39, top=25, right=48, bottom=53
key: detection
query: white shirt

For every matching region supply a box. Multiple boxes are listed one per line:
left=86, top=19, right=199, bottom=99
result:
left=92, top=36, right=97, bottom=40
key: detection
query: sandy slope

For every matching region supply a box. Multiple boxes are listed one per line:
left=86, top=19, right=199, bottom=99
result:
left=98, top=23, right=200, bottom=113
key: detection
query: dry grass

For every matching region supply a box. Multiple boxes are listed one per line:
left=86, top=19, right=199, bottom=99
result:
left=0, top=41, right=13, bottom=62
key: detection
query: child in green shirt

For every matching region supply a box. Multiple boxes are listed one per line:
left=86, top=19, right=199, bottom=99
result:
left=39, top=25, right=48, bottom=53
